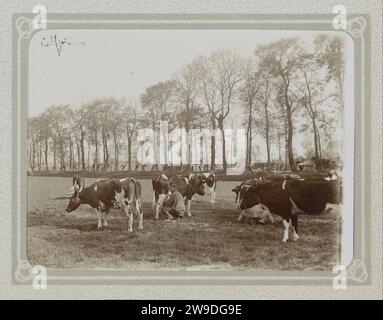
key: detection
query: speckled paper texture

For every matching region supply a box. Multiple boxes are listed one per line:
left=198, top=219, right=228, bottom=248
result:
left=0, top=0, right=381, bottom=299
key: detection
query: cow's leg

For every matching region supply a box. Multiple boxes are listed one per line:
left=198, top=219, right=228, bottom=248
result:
left=262, top=205, right=275, bottom=224
left=238, top=211, right=244, bottom=222
left=152, top=192, right=156, bottom=213
left=291, top=216, right=299, bottom=241
left=101, top=211, right=106, bottom=226
left=136, top=199, right=143, bottom=231
left=155, top=194, right=166, bottom=220
left=186, top=199, right=192, bottom=217
left=125, top=203, right=133, bottom=232
left=95, top=208, right=102, bottom=229
left=210, top=190, right=216, bottom=204
left=282, top=218, right=290, bottom=242
left=103, top=208, right=109, bottom=227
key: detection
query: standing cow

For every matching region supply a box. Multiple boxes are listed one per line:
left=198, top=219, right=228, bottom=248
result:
left=152, top=173, right=206, bottom=219
left=64, top=177, right=143, bottom=232
left=239, top=178, right=341, bottom=242
left=195, top=172, right=217, bottom=203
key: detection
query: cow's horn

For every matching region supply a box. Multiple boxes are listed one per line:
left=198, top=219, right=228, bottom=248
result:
left=52, top=196, right=72, bottom=200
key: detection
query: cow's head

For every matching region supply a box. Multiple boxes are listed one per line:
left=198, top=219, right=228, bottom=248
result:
left=189, top=174, right=205, bottom=196
left=65, top=190, right=82, bottom=212
left=232, top=183, right=254, bottom=204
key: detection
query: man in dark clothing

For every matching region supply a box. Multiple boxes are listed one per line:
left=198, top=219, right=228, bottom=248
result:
left=160, top=184, right=185, bottom=220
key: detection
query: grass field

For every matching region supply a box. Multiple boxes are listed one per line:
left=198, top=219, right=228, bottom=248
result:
left=27, top=177, right=340, bottom=271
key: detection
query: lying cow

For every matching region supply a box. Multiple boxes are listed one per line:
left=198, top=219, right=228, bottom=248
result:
left=65, top=177, right=143, bottom=232
left=239, top=178, right=341, bottom=242
left=152, top=173, right=206, bottom=219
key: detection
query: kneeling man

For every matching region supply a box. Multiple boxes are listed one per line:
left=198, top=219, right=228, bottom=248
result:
left=160, top=183, right=185, bottom=220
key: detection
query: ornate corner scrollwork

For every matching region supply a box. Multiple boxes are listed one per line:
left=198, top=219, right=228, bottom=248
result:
left=14, top=259, right=34, bottom=282
left=15, top=16, right=33, bottom=40
left=347, top=17, right=367, bottom=38
left=347, top=259, right=368, bottom=283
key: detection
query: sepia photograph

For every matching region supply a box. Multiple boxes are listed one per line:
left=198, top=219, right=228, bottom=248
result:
left=25, top=28, right=350, bottom=272
left=0, top=0, right=381, bottom=302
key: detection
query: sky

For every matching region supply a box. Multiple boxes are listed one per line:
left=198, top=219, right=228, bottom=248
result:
left=28, top=29, right=353, bottom=158
left=28, top=29, right=348, bottom=116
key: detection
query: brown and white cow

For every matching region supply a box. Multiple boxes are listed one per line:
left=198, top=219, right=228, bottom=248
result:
left=152, top=173, right=207, bottom=219
left=65, top=177, right=143, bottom=232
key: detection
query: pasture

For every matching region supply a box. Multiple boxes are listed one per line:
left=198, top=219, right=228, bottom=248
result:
left=27, top=177, right=340, bottom=271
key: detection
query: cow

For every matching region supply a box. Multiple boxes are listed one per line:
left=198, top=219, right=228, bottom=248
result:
left=232, top=178, right=264, bottom=205
left=232, top=174, right=304, bottom=206
left=152, top=174, right=170, bottom=220
left=65, top=177, right=143, bottom=232
left=152, top=173, right=206, bottom=219
left=195, top=172, right=217, bottom=203
left=238, top=178, right=341, bottom=242
left=70, top=174, right=86, bottom=194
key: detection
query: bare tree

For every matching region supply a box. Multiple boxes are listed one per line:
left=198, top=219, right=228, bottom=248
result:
left=194, top=55, right=220, bottom=171
left=71, top=105, right=90, bottom=171
left=209, top=49, right=243, bottom=174
left=257, top=39, right=302, bottom=170
left=120, top=100, right=142, bottom=171
left=314, top=35, right=345, bottom=112
left=140, top=80, right=177, bottom=170
left=240, top=57, right=261, bottom=171
left=174, top=62, right=200, bottom=170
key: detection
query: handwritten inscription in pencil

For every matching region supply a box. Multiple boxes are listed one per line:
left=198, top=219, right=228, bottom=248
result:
left=41, top=35, right=86, bottom=57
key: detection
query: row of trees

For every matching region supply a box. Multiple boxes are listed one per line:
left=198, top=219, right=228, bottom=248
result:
left=28, top=35, right=345, bottom=173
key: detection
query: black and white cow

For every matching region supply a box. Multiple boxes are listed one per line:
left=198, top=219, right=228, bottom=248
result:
left=65, top=177, right=143, bottom=232
left=239, top=177, right=342, bottom=242
left=152, top=174, right=170, bottom=220
left=152, top=173, right=207, bottom=219
left=195, top=172, right=217, bottom=203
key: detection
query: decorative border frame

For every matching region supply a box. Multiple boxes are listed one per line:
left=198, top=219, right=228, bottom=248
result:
left=12, top=13, right=371, bottom=286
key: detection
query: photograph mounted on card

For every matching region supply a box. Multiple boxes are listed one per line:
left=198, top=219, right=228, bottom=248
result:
left=12, top=11, right=371, bottom=287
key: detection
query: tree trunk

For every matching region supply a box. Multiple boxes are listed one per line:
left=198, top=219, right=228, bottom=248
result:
left=246, top=102, right=252, bottom=170
left=75, top=140, right=80, bottom=171
left=38, top=142, right=42, bottom=170
left=317, top=127, right=322, bottom=160
left=185, top=102, right=191, bottom=172
left=114, top=135, right=119, bottom=171
left=44, top=138, right=49, bottom=171
left=284, top=92, right=295, bottom=170
left=32, top=140, right=36, bottom=170
left=219, top=121, right=227, bottom=175
left=312, top=117, right=319, bottom=161
left=102, top=133, right=109, bottom=171
left=94, top=131, right=98, bottom=170
left=80, top=132, right=86, bottom=171
left=264, top=103, right=271, bottom=169
left=128, top=136, right=132, bottom=171
left=69, top=139, right=73, bottom=170
left=53, top=141, right=56, bottom=170
left=210, top=115, right=216, bottom=171
left=287, top=113, right=295, bottom=170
